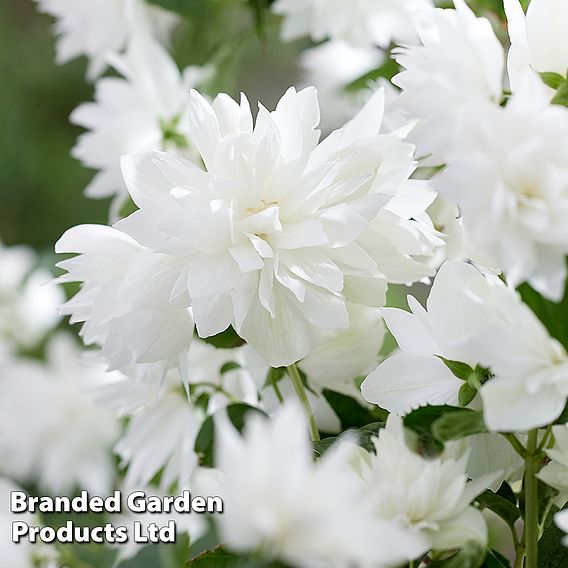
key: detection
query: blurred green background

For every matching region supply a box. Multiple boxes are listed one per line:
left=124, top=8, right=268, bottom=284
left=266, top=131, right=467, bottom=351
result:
left=0, top=0, right=299, bottom=255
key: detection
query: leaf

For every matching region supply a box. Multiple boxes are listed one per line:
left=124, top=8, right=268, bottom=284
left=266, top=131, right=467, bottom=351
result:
left=537, top=520, right=568, bottom=568
left=432, top=409, right=487, bottom=442
left=312, top=422, right=384, bottom=457
left=459, top=383, right=477, bottom=406
left=483, top=550, right=511, bottom=568
left=476, top=489, right=521, bottom=529
left=404, top=405, right=463, bottom=455
left=194, top=404, right=266, bottom=467
left=555, top=401, right=568, bottom=425
left=518, top=277, right=568, bottom=351
left=429, top=541, right=487, bottom=568
left=220, top=362, right=241, bottom=375
left=540, top=72, right=566, bottom=90
left=552, top=81, right=568, bottom=107
left=439, top=357, right=475, bottom=381
left=200, top=327, right=245, bottom=349
left=322, top=389, right=387, bottom=429
left=496, top=481, right=517, bottom=506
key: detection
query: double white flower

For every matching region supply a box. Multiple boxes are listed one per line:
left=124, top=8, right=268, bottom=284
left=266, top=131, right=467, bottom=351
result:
left=208, top=404, right=427, bottom=568
left=57, top=86, right=440, bottom=371
left=361, top=414, right=494, bottom=550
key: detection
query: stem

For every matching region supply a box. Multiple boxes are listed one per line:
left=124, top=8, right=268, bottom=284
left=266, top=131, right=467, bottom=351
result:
left=524, top=429, right=539, bottom=568
left=287, top=364, right=320, bottom=442
left=503, top=433, right=527, bottom=457
left=513, top=549, right=525, bottom=568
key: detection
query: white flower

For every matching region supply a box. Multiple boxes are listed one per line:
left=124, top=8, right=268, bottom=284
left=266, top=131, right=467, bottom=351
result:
left=0, top=478, right=57, bottom=568
left=505, top=0, right=568, bottom=92
left=71, top=35, right=209, bottom=218
left=438, top=73, right=568, bottom=300
left=0, top=241, right=63, bottom=352
left=362, top=260, right=568, bottom=431
left=0, top=333, right=119, bottom=494
left=33, top=0, right=178, bottom=79
left=55, top=224, right=195, bottom=381
left=273, top=0, right=432, bottom=48
left=115, top=390, right=202, bottom=491
left=555, top=509, right=568, bottom=547
left=58, top=86, right=441, bottom=369
left=537, top=424, right=568, bottom=503
left=210, top=404, right=428, bottom=567
left=361, top=414, right=493, bottom=550
left=393, top=0, right=504, bottom=162
left=97, top=340, right=252, bottom=489
left=299, top=40, right=385, bottom=132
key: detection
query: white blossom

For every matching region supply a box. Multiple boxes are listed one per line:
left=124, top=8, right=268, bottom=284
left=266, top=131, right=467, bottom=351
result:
left=209, top=404, right=428, bottom=567
left=273, top=0, right=433, bottom=48
left=393, top=0, right=504, bottom=163
left=33, top=0, right=178, bottom=79
left=438, top=73, right=568, bottom=300
left=0, top=241, right=63, bottom=353
left=555, top=509, right=568, bottom=547
left=0, top=334, right=119, bottom=494
left=362, top=260, right=568, bottom=431
left=361, top=414, right=494, bottom=550
left=57, top=86, right=441, bottom=369
left=505, top=0, right=568, bottom=92
left=71, top=35, right=209, bottom=218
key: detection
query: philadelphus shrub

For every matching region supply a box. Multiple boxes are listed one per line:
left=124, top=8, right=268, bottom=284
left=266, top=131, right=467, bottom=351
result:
left=9, top=0, right=568, bottom=566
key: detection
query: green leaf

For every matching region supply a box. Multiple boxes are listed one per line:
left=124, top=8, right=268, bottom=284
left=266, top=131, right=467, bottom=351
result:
left=540, top=72, right=566, bottom=90
left=200, top=327, right=245, bottom=349
left=439, top=357, right=476, bottom=381
left=263, top=367, right=286, bottom=390
left=312, top=422, right=384, bottom=457
left=459, top=383, right=477, bottom=406
left=556, top=401, right=568, bottom=425
left=429, top=541, right=487, bottom=568
left=194, top=404, right=266, bottom=467
left=345, top=57, right=400, bottom=91
left=220, top=362, right=241, bottom=375
left=518, top=275, right=568, bottom=351
left=404, top=405, right=463, bottom=455
left=322, top=389, right=387, bottom=429
left=476, top=489, right=521, bottom=529
left=432, top=409, right=487, bottom=442
left=537, top=519, right=568, bottom=568
left=483, top=549, right=511, bottom=568
left=552, top=81, right=568, bottom=107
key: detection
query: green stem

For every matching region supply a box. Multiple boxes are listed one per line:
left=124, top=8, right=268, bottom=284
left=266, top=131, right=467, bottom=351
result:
left=503, top=433, right=527, bottom=457
left=524, top=429, right=539, bottom=568
left=287, top=364, right=320, bottom=442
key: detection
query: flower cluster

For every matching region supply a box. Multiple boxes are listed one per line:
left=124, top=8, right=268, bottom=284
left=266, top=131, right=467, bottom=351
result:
left=4, top=0, right=568, bottom=567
